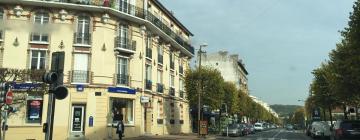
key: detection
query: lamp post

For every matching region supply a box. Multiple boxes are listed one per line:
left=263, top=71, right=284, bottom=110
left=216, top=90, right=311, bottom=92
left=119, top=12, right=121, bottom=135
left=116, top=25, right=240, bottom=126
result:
left=198, top=44, right=207, bottom=136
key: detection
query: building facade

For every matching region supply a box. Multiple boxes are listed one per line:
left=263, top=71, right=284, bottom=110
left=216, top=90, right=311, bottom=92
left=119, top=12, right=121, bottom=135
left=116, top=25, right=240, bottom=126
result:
left=201, top=51, right=249, bottom=93
left=0, top=0, right=194, bottom=139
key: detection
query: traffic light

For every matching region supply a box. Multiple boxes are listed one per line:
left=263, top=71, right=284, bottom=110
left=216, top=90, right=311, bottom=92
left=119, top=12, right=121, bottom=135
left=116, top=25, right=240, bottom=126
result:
left=0, top=82, right=10, bottom=103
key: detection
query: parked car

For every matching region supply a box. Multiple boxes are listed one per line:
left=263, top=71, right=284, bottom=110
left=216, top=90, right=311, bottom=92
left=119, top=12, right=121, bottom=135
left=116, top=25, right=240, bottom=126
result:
left=330, top=120, right=360, bottom=140
left=240, top=123, right=250, bottom=135
left=254, top=123, right=264, bottom=131
left=310, top=121, right=331, bottom=139
left=286, top=124, right=294, bottom=130
left=222, top=124, right=246, bottom=137
left=246, top=123, right=256, bottom=134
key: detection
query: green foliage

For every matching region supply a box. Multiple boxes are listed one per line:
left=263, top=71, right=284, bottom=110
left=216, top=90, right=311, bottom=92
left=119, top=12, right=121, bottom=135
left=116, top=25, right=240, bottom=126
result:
left=184, top=66, right=225, bottom=109
left=270, top=104, right=302, bottom=117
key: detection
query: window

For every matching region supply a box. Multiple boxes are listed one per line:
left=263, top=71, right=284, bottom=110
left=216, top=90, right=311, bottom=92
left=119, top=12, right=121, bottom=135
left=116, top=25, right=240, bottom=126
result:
left=117, top=57, right=128, bottom=85
left=170, top=53, right=174, bottom=69
left=157, top=46, right=163, bottom=64
left=0, top=8, right=3, bottom=19
left=145, top=64, right=152, bottom=90
left=170, top=74, right=174, bottom=87
left=26, top=95, right=43, bottom=123
left=75, top=15, right=91, bottom=45
left=72, top=53, right=89, bottom=83
left=157, top=70, right=163, bottom=84
left=30, top=50, right=46, bottom=70
left=146, top=35, right=152, bottom=58
left=118, top=25, right=129, bottom=49
left=31, top=11, right=49, bottom=43
left=110, top=98, right=134, bottom=125
left=179, top=79, right=184, bottom=91
left=157, top=101, right=163, bottom=124
left=119, top=0, right=136, bottom=15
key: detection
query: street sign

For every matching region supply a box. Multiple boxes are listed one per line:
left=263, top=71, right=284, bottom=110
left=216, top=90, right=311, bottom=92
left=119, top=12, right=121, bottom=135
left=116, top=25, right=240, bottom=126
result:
left=312, top=108, right=321, bottom=120
left=140, top=96, right=150, bottom=103
left=5, top=88, right=13, bottom=105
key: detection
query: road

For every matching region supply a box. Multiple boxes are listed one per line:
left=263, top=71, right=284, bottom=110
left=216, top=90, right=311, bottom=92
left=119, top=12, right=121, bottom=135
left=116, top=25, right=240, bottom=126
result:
left=216, top=129, right=313, bottom=140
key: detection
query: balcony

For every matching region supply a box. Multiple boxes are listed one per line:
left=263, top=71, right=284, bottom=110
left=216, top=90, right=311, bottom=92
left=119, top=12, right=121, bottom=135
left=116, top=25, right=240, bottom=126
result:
left=170, top=62, right=174, bottom=70
left=145, top=79, right=152, bottom=90
left=7, top=0, right=194, bottom=55
left=169, top=87, right=175, bottom=96
left=158, top=55, right=163, bottom=64
left=179, top=66, right=183, bottom=74
left=114, top=36, right=135, bottom=53
left=157, top=83, right=164, bottom=93
left=74, top=32, right=91, bottom=46
left=72, top=70, right=89, bottom=83
left=179, top=90, right=184, bottom=98
left=116, top=74, right=129, bottom=86
left=146, top=48, right=152, bottom=59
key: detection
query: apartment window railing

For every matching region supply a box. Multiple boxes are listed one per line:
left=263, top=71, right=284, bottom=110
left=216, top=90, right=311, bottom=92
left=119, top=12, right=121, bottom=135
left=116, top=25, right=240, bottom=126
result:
left=157, top=83, right=164, bottom=93
left=74, top=32, right=91, bottom=45
left=116, top=74, right=129, bottom=86
left=158, top=54, right=163, bottom=64
left=169, top=87, right=175, bottom=96
left=145, top=79, right=152, bottom=90
left=179, top=66, right=183, bottom=74
left=170, top=62, right=175, bottom=70
left=72, top=70, right=89, bottom=83
left=146, top=48, right=152, bottom=59
left=114, top=36, right=134, bottom=51
left=35, top=0, right=193, bottom=54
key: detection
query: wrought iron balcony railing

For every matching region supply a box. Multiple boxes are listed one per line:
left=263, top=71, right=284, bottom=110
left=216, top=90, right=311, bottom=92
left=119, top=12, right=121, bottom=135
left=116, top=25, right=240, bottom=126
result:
left=114, top=36, right=135, bottom=52
left=72, top=70, right=89, bottom=83
left=145, top=79, right=152, bottom=90
left=74, top=32, right=91, bottom=45
left=116, top=74, right=129, bottom=86
left=157, top=83, right=164, bottom=93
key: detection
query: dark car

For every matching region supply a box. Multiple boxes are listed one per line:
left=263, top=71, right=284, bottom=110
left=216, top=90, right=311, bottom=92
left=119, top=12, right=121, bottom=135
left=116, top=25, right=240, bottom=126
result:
left=330, top=120, right=360, bottom=140
left=246, top=123, right=256, bottom=134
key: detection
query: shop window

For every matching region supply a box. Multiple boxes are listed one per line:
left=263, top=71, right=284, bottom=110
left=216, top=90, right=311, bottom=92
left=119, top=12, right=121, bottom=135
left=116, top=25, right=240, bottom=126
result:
left=110, top=98, right=134, bottom=125
left=26, top=96, right=43, bottom=123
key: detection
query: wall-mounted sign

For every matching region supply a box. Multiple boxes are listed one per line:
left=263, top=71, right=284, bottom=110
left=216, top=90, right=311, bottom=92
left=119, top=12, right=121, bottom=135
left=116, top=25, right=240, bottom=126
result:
left=95, top=92, right=101, bottom=96
left=108, top=87, right=136, bottom=94
left=89, top=116, right=94, bottom=127
left=12, top=83, right=41, bottom=91
left=76, top=85, right=84, bottom=92
left=140, top=96, right=150, bottom=103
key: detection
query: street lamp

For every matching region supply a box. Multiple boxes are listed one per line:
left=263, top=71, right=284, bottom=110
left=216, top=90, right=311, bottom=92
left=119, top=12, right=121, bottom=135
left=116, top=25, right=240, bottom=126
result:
left=198, top=43, right=207, bottom=136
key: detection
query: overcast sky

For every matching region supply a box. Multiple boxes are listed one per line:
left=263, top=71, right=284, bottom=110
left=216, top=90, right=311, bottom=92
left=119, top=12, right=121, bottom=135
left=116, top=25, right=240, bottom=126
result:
left=159, top=0, right=356, bottom=105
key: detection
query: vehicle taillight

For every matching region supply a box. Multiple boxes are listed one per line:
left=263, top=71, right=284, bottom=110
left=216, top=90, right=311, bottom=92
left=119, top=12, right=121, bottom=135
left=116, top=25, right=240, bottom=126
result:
left=336, top=128, right=343, bottom=136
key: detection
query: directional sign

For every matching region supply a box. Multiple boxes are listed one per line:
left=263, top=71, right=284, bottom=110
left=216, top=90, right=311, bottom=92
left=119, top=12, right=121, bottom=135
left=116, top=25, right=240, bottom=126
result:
left=5, top=88, right=13, bottom=105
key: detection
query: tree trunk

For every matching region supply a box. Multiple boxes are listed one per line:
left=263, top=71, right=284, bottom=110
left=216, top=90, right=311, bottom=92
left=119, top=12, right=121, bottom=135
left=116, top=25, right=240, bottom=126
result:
left=355, top=106, right=359, bottom=120
left=329, top=106, right=333, bottom=127
left=344, top=105, right=348, bottom=120
left=323, top=108, right=327, bottom=121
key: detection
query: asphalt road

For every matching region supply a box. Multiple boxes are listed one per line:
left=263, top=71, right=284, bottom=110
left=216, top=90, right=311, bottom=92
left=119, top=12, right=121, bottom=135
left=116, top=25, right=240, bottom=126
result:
left=216, top=129, right=313, bottom=140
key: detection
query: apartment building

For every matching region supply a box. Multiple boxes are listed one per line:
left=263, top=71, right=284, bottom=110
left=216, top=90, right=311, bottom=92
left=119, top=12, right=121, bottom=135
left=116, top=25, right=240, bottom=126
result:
left=0, top=0, right=194, bottom=139
left=201, top=51, right=249, bottom=93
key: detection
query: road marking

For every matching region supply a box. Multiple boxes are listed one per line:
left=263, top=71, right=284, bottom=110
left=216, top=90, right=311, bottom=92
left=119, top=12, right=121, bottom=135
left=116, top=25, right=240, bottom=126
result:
left=272, top=129, right=283, bottom=138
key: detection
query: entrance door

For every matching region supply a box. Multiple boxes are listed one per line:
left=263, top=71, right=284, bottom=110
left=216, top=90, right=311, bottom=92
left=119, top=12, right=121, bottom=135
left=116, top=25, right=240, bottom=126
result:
left=71, top=105, right=85, bottom=134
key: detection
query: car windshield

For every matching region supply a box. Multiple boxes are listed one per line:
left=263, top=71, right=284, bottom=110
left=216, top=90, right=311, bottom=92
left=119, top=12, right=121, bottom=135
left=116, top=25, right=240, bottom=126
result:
left=255, top=124, right=261, bottom=127
left=228, top=124, right=239, bottom=129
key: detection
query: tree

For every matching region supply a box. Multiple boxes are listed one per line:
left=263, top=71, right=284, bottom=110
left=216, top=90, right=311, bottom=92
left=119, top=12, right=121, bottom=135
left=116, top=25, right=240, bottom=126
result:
left=291, top=107, right=305, bottom=128
left=222, top=82, right=240, bottom=115
left=184, top=67, right=225, bottom=110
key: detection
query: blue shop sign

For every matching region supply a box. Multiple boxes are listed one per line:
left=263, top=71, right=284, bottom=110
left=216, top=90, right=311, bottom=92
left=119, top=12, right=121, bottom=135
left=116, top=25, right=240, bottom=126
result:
left=76, top=85, right=84, bottom=92
left=12, top=83, right=41, bottom=91
left=108, top=87, right=136, bottom=94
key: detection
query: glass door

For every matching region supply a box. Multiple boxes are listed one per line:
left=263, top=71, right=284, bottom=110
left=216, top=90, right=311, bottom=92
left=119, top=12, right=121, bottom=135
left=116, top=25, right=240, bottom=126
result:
left=71, top=105, right=85, bottom=132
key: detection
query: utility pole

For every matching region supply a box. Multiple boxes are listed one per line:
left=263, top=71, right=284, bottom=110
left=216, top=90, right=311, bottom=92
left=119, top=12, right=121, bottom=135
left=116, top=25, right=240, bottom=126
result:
left=197, top=44, right=207, bottom=136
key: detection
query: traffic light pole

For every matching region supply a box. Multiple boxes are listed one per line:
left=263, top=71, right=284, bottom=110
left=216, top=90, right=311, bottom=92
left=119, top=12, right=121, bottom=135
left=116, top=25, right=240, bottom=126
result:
left=45, top=92, right=56, bottom=140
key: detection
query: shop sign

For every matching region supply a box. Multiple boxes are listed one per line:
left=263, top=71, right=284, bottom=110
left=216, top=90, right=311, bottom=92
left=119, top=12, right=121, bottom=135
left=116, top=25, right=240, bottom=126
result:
left=199, top=120, right=208, bottom=135
left=140, top=96, right=150, bottom=103
left=108, top=87, right=136, bottom=94
left=12, top=83, right=41, bottom=91
left=76, top=85, right=84, bottom=92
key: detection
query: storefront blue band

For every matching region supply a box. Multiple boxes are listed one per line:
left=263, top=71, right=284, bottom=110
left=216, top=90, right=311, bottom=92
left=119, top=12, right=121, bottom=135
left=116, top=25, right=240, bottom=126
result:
left=107, top=87, right=136, bottom=94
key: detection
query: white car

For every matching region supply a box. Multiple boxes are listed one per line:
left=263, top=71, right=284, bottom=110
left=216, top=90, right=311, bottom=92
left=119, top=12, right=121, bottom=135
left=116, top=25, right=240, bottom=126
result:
left=254, top=123, right=264, bottom=131
left=310, top=121, right=331, bottom=138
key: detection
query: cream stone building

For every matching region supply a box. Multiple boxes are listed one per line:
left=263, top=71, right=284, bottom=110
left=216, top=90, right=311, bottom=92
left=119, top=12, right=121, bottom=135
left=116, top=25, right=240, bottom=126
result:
left=0, top=0, right=194, bottom=139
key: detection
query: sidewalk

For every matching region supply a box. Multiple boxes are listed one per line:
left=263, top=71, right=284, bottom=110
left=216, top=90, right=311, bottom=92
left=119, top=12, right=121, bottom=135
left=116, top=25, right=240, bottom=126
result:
left=123, top=133, right=217, bottom=140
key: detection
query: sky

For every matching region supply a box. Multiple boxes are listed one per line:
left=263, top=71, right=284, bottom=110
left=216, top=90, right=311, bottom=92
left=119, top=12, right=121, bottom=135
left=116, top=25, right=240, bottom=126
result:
left=159, top=0, right=356, bottom=105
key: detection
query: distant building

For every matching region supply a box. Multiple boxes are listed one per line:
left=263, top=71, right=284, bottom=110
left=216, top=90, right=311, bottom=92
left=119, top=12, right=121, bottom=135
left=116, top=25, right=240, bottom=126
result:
left=201, top=51, right=249, bottom=93
left=250, top=95, right=279, bottom=118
